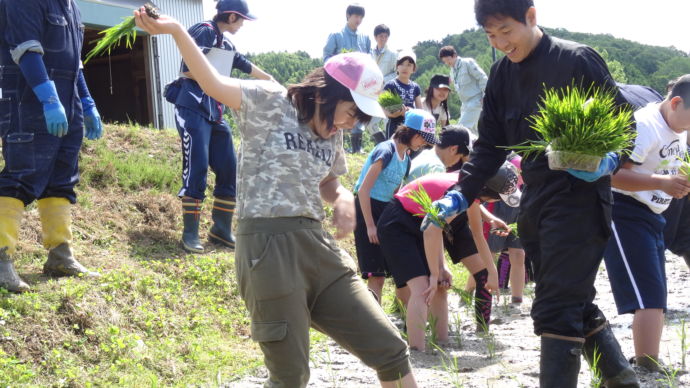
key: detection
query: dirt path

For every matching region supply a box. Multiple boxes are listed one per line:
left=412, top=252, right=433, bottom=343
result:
left=230, top=253, right=690, bottom=387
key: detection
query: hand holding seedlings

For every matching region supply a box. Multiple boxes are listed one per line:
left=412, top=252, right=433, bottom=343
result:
left=659, top=174, right=690, bottom=199
left=488, top=218, right=510, bottom=237
left=133, top=7, right=182, bottom=36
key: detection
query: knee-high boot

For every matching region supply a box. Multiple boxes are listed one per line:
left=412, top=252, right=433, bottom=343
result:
left=181, top=197, right=204, bottom=253
left=208, top=196, right=235, bottom=249
left=583, top=321, right=639, bottom=387
left=38, top=197, right=99, bottom=278
left=0, top=197, right=29, bottom=292
left=540, top=334, right=584, bottom=388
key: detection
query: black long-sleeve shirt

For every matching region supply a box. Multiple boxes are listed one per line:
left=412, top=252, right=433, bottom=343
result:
left=458, top=32, right=630, bottom=203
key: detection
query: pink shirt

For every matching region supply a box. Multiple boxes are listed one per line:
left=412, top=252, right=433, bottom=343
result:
left=395, top=172, right=459, bottom=216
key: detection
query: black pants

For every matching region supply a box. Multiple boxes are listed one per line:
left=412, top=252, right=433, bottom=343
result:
left=663, top=196, right=690, bottom=256
left=519, top=173, right=612, bottom=337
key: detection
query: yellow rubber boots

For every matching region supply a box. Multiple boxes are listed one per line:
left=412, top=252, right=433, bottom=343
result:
left=38, top=198, right=99, bottom=278
left=0, top=197, right=29, bottom=292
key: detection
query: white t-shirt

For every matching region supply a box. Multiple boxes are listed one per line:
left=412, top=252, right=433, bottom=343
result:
left=421, top=97, right=449, bottom=127
left=613, top=103, right=687, bottom=214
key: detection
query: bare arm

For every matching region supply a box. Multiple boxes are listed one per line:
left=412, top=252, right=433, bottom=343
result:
left=320, top=174, right=355, bottom=239
left=250, top=64, right=274, bottom=81
left=134, top=9, right=241, bottom=110
left=612, top=161, right=690, bottom=198
left=479, top=203, right=510, bottom=236
left=357, top=161, right=383, bottom=244
left=414, top=95, right=423, bottom=109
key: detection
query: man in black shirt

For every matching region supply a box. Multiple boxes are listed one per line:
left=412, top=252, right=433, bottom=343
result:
left=423, top=1, right=639, bottom=387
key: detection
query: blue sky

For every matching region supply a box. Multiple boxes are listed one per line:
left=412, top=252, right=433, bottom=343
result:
left=201, top=0, right=690, bottom=59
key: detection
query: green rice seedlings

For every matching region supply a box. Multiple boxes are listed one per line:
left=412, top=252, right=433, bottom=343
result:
left=679, top=153, right=690, bottom=181
left=427, top=313, right=439, bottom=350
left=432, top=344, right=465, bottom=388
left=588, top=344, right=603, bottom=388
left=407, top=185, right=448, bottom=230
left=649, top=356, right=679, bottom=388
left=377, top=90, right=404, bottom=114
left=84, top=3, right=160, bottom=64
left=507, top=84, right=635, bottom=171
left=507, top=222, right=519, bottom=238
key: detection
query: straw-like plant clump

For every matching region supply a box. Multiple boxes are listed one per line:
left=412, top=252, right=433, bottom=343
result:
left=84, top=3, right=160, bottom=63
left=509, top=84, right=635, bottom=164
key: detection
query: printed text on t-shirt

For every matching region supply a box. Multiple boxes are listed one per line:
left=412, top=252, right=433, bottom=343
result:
left=284, top=132, right=333, bottom=166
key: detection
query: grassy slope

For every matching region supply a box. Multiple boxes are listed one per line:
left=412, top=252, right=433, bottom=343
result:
left=0, top=125, right=470, bottom=387
left=0, top=125, right=259, bottom=387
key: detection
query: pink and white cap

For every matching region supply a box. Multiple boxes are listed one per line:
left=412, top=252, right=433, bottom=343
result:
left=324, top=52, right=385, bottom=118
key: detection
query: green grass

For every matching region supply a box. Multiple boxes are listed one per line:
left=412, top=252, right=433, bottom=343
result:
left=0, top=124, right=264, bottom=387
left=80, top=125, right=180, bottom=193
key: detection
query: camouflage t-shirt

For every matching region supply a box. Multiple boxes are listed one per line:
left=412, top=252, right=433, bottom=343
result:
left=234, top=80, right=347, bottom=221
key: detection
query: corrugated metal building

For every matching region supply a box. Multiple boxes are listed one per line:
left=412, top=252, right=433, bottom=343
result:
left=77, top=0, right=204, bottom=129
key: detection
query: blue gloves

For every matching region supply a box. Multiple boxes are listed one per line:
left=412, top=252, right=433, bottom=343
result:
left=420, top=190, right=469, bottom=231
left=33, top=81, right=68, bottom=137
left=81, top=97, right=103, bottom=140
left=567, top=152, right=619, bottom=182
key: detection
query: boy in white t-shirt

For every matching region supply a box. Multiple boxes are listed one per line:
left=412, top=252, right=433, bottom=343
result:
left=604, top=74, right=690, bottom=372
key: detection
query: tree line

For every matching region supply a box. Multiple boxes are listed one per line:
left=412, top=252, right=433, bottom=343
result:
left=237, top=28, right=690, bottom=119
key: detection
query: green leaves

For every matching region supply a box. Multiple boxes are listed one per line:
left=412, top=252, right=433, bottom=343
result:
left=377, top=90, right=403, bottom=109
left=679, top=153, right=690, bottom=181
left=84, top=4, right=160, bottom=64
left=84, top=17, right=137, bottom=64
left=407, top=185, right=448, bottom=230
left=508, top=85, right=635, bottom=159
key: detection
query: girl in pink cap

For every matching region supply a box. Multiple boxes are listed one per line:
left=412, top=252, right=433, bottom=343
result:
left=135, top=9, right=418, bottom=388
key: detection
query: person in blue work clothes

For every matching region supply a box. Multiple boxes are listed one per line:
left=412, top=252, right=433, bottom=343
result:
left=0, top=0, right=103, bottom=292
left=166, top=0, right=273, bottom=253
left=323, top=3, right=371, bottom=153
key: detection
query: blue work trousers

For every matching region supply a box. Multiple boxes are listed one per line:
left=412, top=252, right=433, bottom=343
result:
left=174, top=106, right=236, bottom=200
left=0, top=66, right=82, bottom=205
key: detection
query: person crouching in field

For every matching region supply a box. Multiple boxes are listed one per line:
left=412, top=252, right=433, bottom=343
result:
left=377, top=161, right=517, bottom=351
left=134, top=10, right=418, bottom=388
left=353, top=109, right=436, bottom=304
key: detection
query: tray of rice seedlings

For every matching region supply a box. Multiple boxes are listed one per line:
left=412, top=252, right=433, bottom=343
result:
left=378, top=90, right=404, bottom=114
left=84, top=3, right=160, bottom=64
left=508, top=85, right=635, bottom=172
left=407, top=185, right=448, bottom=231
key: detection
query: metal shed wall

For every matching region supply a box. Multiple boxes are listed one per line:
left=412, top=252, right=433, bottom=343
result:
left=145, top=0, right=204, bottom=129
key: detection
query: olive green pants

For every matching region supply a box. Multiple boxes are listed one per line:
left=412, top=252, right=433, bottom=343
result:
left=236, top=217, right=411, bottom=387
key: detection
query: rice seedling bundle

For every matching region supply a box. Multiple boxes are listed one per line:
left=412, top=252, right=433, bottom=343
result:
left=407, top=185, right=448, bottom=230
left=84, top=3, right=160, bottom=64
left=378, top=90, right=404, bottom=114
left=509, top=85, right=635, bottom=172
